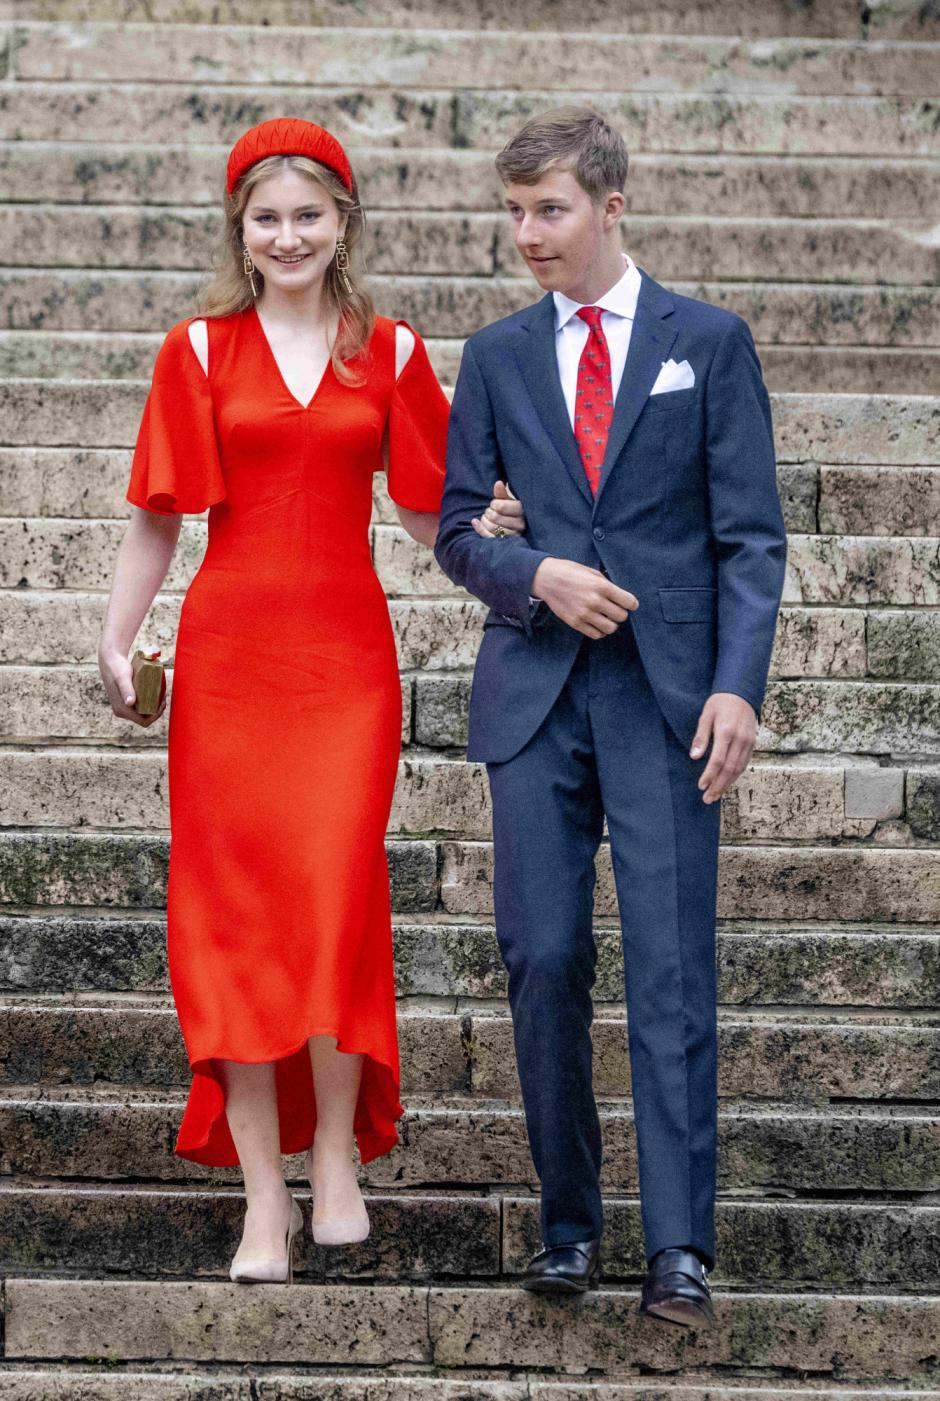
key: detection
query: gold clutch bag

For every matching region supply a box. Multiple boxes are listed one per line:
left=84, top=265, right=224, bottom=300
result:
left=131, top=648, right=167, bottom=716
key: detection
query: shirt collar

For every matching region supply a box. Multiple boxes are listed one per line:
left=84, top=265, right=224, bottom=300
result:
left=553, top=252, right=641, bottom=331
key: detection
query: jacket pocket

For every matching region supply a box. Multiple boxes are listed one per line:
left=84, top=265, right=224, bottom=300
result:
left=644, top=386, right=700, bottom=413
left=658, top=586, right=717, bottom=622
left=483, top=611, right=525, bottom=630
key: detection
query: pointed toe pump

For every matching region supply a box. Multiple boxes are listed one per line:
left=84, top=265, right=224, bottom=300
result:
left=229, top=1195, right=304, bottom=1284
left=305, top=1145, right=371, bottom=1247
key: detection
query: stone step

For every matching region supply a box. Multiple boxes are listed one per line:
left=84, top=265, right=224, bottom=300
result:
left=3, top=447, right=939, bottom=539
left=1, top=1181, right=937, bottom=1288
left=7, top=663, right=940, bottom=752
left=4, top=273, right=938, bottom=345
left=375, top=526, right=940, bottom=606
left=0, top=590, right=936, bottom=687
left=2, top=831, right=939, bottom=924
left=2, top=995, right=935, bottom=1104
left=3, top=1277, right=938, bottom=1379
left=440, top=840, right=940, bottom=922
left=5, top=145, right=938, bottom=219
left=0, top=1382, right=932, bottom=1401
left=0, top=832, right=434, bottom=918
left=3, top=913, right=935, bottom=1011
left=5, top=391, right=936, bottom=462
left=10, top=0, right=940, bottom=40
left=0, top=594, right=490, bottom=676
left=0, top=596, right=927, bottom=692
left=1, top=1089, right=935, bottom=1193
left=6, top=206, right=938, bottom=287
left=412, top=672, right=940, bottom=754
left=6, top=86, right=939, bottom=159
left=3, top=518, right=939, bottom=609
left=0, top=747, right=926, bottom=840
left=0, top=594, right=894, bottom=681
left=12, top=26, right=939, bottom=98
left=6, top=332, right=940, bottom=397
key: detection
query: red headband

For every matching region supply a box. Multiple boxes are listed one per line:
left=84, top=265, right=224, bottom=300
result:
left=226, top=117, right=353, bottom=196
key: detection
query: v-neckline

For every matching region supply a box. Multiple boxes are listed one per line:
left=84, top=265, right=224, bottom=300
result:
left=251, top=303, right=335, bottom=410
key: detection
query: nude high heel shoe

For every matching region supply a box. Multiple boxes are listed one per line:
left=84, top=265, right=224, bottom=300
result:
left=305, top=1144, right=371, bottom=1247
left=229, top=1195, right=304, bottom=1284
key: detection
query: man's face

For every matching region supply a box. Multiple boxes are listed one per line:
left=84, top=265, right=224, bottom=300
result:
left=503, top=167, right=619, bottom=294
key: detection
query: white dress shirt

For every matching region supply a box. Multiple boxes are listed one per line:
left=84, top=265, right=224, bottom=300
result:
left=522, top=252, right=641, bottom=617
left=552, top=252, right=642, bottom=430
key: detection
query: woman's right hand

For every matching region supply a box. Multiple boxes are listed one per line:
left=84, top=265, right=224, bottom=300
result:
left=98, top=645, right=166, bottom=728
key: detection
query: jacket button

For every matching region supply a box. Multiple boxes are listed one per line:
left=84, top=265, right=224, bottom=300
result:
left=593, top=526, right=605, bottom=541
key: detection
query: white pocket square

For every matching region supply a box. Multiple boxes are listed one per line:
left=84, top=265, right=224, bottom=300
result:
left=650, top=358, right=696, bottom=395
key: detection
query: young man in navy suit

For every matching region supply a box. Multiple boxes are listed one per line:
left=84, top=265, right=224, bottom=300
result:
left=434, top=107, right=787, bottom=1328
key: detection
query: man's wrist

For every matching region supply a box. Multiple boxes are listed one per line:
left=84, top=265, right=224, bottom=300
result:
left=530, top=556, right=556, bottom=601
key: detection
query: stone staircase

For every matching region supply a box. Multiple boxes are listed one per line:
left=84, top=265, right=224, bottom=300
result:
left=1, top=1, right=939, bottom=1395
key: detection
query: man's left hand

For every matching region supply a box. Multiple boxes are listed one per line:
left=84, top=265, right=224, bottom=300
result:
left=690, top=693, right=758, bottom=803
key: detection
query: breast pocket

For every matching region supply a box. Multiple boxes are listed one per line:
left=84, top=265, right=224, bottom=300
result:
left=644, top=386, right=701, bottom=414
left=659, top=586, right=717, bottom=622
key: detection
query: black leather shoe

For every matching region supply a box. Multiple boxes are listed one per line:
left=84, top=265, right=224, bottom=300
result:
left=520, top=1237, right=602, bottom=1295
left=638, top=1247, right=715, bottom=1329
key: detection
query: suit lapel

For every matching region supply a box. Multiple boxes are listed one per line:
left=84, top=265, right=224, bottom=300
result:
left=594, top=269, right=678, bottom=510
left=511, top=267, right=678, bottom=512
left=512, top=291, right=595, bottom=506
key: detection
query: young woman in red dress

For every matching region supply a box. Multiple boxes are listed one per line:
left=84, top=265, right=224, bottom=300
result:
left=97, top=118, right=526, bottom=1283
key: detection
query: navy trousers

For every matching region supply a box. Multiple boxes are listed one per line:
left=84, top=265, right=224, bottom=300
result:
left=485, top=618, right=722, bottom=1269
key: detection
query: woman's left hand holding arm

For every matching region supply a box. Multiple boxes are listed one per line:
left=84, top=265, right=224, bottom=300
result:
left=472, top=480, right=527, bottom=539
left=395, top=480, right=527, bottom=548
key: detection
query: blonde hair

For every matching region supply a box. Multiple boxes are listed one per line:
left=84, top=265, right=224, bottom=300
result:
left=495, top=105, right=628, bottom=205
left=197, top=152, right=374, bottom=388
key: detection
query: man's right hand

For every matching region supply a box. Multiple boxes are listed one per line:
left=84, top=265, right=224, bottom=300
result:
left=531, top=558, right=638, bottom=638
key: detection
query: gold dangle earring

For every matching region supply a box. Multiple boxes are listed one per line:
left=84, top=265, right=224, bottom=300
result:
left=242, top=243, right=258, bottom=298
left=334, top=238, right=353, bottom=295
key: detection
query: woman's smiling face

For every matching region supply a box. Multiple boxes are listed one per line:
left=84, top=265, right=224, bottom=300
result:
left=242, top=165, right=346, bottom=290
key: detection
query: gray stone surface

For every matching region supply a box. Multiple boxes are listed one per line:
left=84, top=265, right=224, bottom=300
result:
left=844, top=766, right=904, bottom=819
left=4, top=274, right=938, bottom=343
left=3, top=145, right=938, bottom=218
left=4, top=1279, right=431, bottom=1364
left=440, top=841, right=940, bottom=921
left=15, top=28, right=939, bottom=98
left=502, top=1196, right=940, bottom=1287
left=0, top=1186, right=500, bottom=1280
left=2, top=1096, right=935, bottom=1192
left=3, top=1278, right=940, bottom=1377
left=0, top=833, right=437, bottom=914
left=4, top=913, right=937, bottom=1008
left=9, top=0, right=940, bottom=38
left=427, top=1286, right=940, bottom=1378
left=8, top=205, right=939, bottom=287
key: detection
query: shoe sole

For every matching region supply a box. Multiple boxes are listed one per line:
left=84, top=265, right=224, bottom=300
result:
left=520, top=1268, right=601, bottom=1295
left=640, top=1297, right=715, bottom=1329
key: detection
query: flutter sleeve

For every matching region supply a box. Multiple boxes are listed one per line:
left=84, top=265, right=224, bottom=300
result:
left=126, top=319, right=226, bottom=516
left=384, top=319, right=449, bottom=513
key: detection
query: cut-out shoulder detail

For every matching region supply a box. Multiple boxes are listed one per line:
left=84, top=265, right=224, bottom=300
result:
left=187, top=318, right=209, bottom=378
left=395, top=322, right=415, bottom=381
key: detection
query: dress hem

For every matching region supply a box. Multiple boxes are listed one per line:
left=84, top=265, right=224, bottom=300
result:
left=172, top=1023, right=404, bottom=1170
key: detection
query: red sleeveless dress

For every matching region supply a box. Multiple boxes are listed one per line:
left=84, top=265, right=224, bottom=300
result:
left=126, top=306, right=449, bottom=1167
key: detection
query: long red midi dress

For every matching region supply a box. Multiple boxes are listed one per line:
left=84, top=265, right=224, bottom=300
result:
left=126, top=306, right=449, bottom=1167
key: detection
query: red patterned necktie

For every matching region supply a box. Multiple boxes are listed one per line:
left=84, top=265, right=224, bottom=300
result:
left=574, top=305, right=614, bottom=496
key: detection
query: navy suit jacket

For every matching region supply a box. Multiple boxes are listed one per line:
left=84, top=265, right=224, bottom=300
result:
left=433, top=266, right=788, bottom=764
